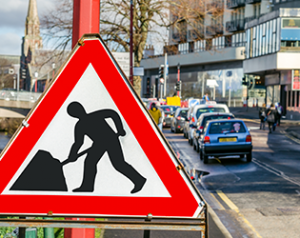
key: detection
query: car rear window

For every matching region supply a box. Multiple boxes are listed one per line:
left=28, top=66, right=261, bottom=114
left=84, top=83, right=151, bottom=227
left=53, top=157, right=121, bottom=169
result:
left=179, top=110, right=188, bottom=117
left=202, top=115, right=234, bottom=127
left=196, top=107, right=226, bottom=118
left=208, top=121, right=246, bottom=134
left=161, top=106, right=178, bottom=113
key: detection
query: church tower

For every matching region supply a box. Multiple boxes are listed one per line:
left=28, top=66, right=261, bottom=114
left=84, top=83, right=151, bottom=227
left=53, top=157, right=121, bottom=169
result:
left=20, top=0, right=43, bottom=91
left=23, top=0, right=43, bottom=59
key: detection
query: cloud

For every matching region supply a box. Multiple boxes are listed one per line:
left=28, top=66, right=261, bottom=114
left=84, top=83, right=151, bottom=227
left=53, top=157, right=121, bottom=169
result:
left=0, top=0, right=54, bottom=30
left=0, top=32, right=22, bottom=55
left=0, top=0, right=55, bottom=55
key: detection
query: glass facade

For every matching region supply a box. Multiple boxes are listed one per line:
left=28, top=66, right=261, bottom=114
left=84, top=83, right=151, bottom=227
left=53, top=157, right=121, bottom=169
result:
left=152, top=68, right=245, bottom=106
left=246, top=18, right=281, bottom=59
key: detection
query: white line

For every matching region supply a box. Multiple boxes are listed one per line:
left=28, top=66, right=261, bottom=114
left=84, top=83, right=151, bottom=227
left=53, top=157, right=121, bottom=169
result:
left=253, top=158, right=300, bottom=187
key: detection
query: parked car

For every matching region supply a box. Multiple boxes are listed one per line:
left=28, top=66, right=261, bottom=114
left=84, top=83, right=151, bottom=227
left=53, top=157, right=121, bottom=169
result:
left=192, top=112, right=235, bottom=152
left=183, top=105, right=196, bottom=139
left=198, top=119, right=252, bottom=164
left=170, top=108, right=188, bottom=133
left=160, top=105, right=180, bottom=127
left=187, top=104, right=230, bottom=146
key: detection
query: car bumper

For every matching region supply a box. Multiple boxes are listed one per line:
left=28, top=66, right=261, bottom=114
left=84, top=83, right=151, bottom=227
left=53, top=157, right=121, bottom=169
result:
left=203, top=144, right=252, bottom=156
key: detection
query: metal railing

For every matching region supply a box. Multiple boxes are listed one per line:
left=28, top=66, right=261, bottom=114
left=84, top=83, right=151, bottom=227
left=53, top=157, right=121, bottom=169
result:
left=0, top=90, right=42, bottom=102
left=226, top=0, right=246, bottom=9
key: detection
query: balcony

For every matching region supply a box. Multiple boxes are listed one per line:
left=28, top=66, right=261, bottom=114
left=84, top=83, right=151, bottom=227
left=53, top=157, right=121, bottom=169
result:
left=245, top=0, right=261, bottom=4
left=207, top=1, right=224, bottom=15
left=226, top=0, right=245, bottom=9
left=226, top=19, right=245, bottom=32
left=206, top=24, right=223, bottom=36
left=206, top=26, right=216, bottom=36
left=188, top=29, right=204, bottom=41
left=172, top=33, right=187, bottom=43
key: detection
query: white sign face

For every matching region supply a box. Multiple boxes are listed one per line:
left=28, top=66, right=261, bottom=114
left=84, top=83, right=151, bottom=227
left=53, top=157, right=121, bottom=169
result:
left=112, top=52, right=130, bottom=77
left=133, top=67, right=144, bottom=76
left=207, top=79, right=218, bottom=87
left=3, top=64, right=170, bottom=198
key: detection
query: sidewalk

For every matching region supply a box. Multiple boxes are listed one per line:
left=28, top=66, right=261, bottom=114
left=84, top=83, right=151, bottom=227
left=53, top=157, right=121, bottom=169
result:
left=229, top=107, right=300, bottom=142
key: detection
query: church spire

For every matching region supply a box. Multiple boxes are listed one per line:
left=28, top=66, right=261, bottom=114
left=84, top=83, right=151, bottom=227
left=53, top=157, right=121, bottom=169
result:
left=23, top=0, right=42, bottom=58
left=25, top=0, right=40, bottom=36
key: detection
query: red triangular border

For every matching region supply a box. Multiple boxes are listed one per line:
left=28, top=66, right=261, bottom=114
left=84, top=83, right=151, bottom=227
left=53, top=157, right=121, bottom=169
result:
left=0, top=35, right=201, bottom=218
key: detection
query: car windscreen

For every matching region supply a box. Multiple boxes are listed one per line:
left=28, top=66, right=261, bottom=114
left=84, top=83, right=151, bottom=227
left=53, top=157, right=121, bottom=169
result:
left=179, top=110, right=188, bottom=118
left=196, top=107, right=226, bottom=118
left=208, top=121, right=246, bottom=134
left=161, top=106, right=179, bottom=113
left=203, top=115, right=234, bottom=128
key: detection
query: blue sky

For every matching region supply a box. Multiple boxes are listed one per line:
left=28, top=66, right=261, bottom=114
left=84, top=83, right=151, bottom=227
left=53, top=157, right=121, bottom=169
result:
left=0, top=0, right=54, bottom=55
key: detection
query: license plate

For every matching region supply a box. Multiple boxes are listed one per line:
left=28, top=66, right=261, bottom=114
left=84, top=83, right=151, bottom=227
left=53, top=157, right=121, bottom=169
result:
left=168, top=115, right=173, bottom=118
left=219, top=138, right=237, bottom=142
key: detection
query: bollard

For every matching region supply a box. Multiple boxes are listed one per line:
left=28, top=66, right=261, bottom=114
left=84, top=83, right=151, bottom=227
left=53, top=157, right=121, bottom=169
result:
left=43, top=218, right=54, bottom=238
left=25, top=228, right=37, bottom=238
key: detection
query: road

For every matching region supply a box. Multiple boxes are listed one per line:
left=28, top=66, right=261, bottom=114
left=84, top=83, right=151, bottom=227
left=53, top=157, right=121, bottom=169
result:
left=165, top=119, right=300, bottom=238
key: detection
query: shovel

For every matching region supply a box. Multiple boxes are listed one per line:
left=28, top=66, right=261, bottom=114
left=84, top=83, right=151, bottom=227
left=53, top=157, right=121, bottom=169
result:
left=61, top=148, right=91, bottom=166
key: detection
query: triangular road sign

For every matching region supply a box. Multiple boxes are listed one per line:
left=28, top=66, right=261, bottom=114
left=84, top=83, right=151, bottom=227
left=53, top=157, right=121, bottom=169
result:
left=0, top=34, right=204, bottom=218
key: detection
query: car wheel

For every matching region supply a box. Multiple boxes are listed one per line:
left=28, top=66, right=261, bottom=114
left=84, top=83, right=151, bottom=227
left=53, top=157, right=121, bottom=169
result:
left=246, top=152, right=252, bottom=162
left=200, top=151, right=203, bottom=160
left=189, top=138, right=193, bottom=146
left=171, top=126, right=174, bottom=132
left=196, top=142, right=200, bottom=152
left=193, top=141, right=196, bottom=150
left=203, top=155, right=209, bottom=164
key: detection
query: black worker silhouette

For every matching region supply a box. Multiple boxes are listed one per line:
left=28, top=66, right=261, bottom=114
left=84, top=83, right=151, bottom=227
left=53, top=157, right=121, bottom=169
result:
left=63, top=101, right=146, bottom=193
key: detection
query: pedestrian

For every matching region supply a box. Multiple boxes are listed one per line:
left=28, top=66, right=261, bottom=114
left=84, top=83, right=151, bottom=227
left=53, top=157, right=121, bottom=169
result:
left=64, top=102, right=146, bottom=193
left=149, top=103, right=162, bottom=130
left=202, top=93, right=210, bottom=101
left=266, top=103, right=277, bottom=133
left=276, top=102, right=283, bottom=126
left=259, top=103, right=266, bottom=130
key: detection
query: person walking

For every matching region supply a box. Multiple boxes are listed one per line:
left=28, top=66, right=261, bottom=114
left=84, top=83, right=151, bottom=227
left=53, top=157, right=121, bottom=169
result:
left=149, top=103, right=162, bottom=129
left=259, top=103, right=266, bottom=130
left=276, top=102, right=283, bottom=126
left=266, top=103, right=277, bottom=133
left=64, top=102, right=146, bottom=193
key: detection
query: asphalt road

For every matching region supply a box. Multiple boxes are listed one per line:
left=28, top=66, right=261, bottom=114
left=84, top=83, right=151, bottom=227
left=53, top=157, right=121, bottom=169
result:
left=103, top=119, right=300, bottom=238
left=165, top=120, right=300, bottom=238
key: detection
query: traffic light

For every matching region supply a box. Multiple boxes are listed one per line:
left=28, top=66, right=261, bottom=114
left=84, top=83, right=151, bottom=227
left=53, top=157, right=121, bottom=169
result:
left=242, top=77, right=248, bottom=86
left=159, top=65, right=164, bottom=80
left=175, top=81, right=182, bottom=91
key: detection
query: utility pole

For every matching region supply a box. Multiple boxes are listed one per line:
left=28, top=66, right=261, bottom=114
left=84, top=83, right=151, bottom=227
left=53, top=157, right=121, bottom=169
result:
left=163, top=53, right=168, bottom=97
left=177, top=63, right=180, bottom=97
left=129, top=0, right=134, bottom=85
left=70, top=1, right=100, bottom=238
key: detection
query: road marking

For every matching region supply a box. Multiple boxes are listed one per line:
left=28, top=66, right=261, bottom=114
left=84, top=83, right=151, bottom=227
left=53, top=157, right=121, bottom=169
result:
left=216, top=159, right=221, bottom=163
left=238, top=118, right=260, bottom=124
left=280, top=130, right=300, bottom=145
left=210, top=193, right=225, bottom=210
left=216, top=190, right=238, bottom=211
left=217, top=190, right=262, bottom=238
left=253, top=158, right=300, bottom=187
left=248, top=126, right=260, bottom=130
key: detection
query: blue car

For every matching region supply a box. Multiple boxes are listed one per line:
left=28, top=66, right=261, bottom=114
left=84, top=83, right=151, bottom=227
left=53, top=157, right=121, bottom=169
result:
left=199, top=119, right=252, bottom=164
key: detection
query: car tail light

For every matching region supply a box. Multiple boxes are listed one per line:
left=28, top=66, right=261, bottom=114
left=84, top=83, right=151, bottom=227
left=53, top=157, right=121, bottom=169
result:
left=177, top=116, right=181, bottom=120
left=204, top=136, right=210, bottom=144
left=178, top=125, right=181, bottom=128
left=188, top=117, right=190, bottom=121
left=228, top=117, right=231, bottom=119
left=192, top=117, right=195, bottom=123
left=246, top=135, right=252, bottom=142
left=198, top=126, right=204, bottom=132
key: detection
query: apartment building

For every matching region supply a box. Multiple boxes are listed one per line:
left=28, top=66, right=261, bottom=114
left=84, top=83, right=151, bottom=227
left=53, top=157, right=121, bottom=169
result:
left=141, top=0, right=300, bottom=113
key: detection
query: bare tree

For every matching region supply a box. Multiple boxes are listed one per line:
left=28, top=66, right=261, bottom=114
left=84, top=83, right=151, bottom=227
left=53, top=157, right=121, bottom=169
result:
left=41, top=0, right=216, bottom=94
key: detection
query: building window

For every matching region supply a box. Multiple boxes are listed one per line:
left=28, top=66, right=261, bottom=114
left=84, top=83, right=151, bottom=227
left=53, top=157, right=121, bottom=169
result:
left=272, top=19, right=276, bottom=53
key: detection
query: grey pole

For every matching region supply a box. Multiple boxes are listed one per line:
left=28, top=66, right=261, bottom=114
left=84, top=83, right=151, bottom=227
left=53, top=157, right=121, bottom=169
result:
left=163, top=53, right=167, bottom=97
